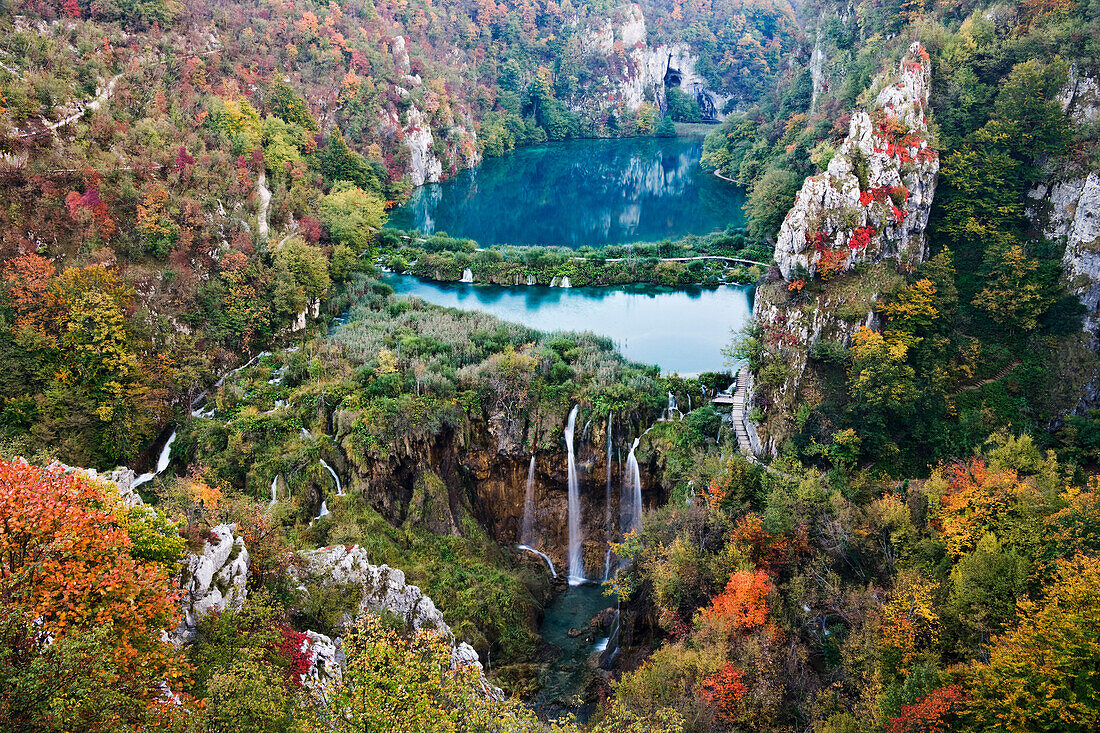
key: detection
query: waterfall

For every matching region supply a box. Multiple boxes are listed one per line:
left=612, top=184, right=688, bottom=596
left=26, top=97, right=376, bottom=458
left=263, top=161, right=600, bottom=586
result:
left=316, top=501, right=329, bottom=520
left=621, top=438, right=643, bottom=535
left=132, top=430, right=177, bottom=489
left=560, top=276, right=571, bottom=288
left=565, top=405, right=586, bottom=585
left=603, top=411, right=614, bottom=583
left=599, top=600, right=622, bottom=669
left=665, top=392, right=681, bottom=421
left=460, top=268, right=474, bottom=283
left=269, top=475, right=279, bottom=508
left=300, top=427, right=312, bottom=440
left=520, top=456, right=536, bottom=546
left=518, top=545, right=558, bottom=578
left=320, top=459, right=344, bottom=496
left=688, top=395, right=692, bottom=412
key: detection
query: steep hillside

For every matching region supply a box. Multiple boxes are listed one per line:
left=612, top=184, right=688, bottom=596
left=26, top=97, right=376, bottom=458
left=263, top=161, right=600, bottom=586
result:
left=0, top=0, right=797, bottom=467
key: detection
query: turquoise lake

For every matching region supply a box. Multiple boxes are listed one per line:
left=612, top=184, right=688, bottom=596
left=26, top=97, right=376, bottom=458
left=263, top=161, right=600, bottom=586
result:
left=382, top=274, right=754, bottom=375
left=386, top=136, right=746, bottom=247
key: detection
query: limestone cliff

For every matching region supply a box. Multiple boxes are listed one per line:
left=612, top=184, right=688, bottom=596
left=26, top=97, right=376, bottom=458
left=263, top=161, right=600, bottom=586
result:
left=290, top=545, right=484, bottom=675
left=383, top=35, right=482, bottom=187
left=774, top=42, right=939, bottom=280
left=570, top=3, right=728, bottom=123
left=174, top=524, right=250, bottom=643
left=1030, top=67, right=1100, bottom=413
left=749, top=43, right=938, bottom=454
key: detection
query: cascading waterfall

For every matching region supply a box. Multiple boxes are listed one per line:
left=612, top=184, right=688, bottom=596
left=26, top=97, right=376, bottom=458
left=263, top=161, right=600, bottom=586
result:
left=520, top=456, right=536, bottom=546
left=517, top=451, right=558, bottom=577
left=565, top=405, right=586, bottom=585
left=598, top=600, right=622, bottom=667
left=133, top=430, right=178, bottom=488
left=688, top=394, right=692, bottom=412
left=518, top=545, right=558, bottom=577
left=269, top=475, right=279, bottom=508
left=603, top=411, right=614, bottom=583
left=460, top=268, right=474, bottom=283
left=320, top=458, right=344, bottom=496
left=621, top=438, right=643, bottom=535
left=316, top=501, right=329, bottom=520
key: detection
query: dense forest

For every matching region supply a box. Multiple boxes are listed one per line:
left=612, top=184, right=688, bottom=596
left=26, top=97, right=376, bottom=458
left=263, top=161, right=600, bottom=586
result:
left=3, top=0, right=1100, bottom=731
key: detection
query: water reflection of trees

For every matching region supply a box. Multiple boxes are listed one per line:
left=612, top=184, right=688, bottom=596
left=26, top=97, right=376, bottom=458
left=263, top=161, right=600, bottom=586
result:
left=388, top=139, right=745, bottom=247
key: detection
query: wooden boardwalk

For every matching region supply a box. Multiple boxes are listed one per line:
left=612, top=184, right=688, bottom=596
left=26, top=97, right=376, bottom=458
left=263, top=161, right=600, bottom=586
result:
left=711, top=369, right=753, bottom=455
left=730, top=369, right=753, bottom=455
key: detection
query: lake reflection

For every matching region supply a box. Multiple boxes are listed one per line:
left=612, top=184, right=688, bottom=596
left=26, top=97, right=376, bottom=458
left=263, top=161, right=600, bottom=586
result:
left=382, top=274, right=754, bottom=375
left=386, top=137, right=746, bottom=247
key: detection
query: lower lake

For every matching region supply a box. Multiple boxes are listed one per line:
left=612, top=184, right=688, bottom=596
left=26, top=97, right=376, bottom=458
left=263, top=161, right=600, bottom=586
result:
left=386, top=135, right=746, bottom=247
left=382, top=273, right=754, bottom=375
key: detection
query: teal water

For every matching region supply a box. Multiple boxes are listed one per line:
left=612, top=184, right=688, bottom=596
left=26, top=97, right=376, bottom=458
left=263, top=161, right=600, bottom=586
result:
left=387, top=137, right=746, bottom=247
left=382, top=274, right=754, bottom=375
left=537, top=584, right=616, bottom=716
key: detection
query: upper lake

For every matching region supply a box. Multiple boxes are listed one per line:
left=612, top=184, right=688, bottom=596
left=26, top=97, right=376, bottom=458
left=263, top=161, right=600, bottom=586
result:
left=386, top=136, right=746, bottom=247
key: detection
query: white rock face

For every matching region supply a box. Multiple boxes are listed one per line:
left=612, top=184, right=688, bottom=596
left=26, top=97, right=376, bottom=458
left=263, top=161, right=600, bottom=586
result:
left=293, top=545, right=447, bottom=632
left=1044, top=172, right=1100, bottom=325
left=383, top=36, right=481, bottom=187
left=573, top=3, right=727, bottom=120
left=1059, top=66, right=1100, bottom=124
left=301, top=630, right=343, bottom=693
left=173, top=524, right=250, bottom=643
left=1029, top=71, right=1100, bottom=412
left=774, top=42, right=939, bottom=280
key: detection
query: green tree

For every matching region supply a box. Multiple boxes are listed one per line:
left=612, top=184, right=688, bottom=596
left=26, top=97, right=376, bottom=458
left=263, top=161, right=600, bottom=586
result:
left=965, top=555, right=1100, bottom=733
left=745, top=167, right=799, bottom=241
left=319, top=183, right=386, bottom=254
left=946, top=533, right=1028, bottom=649
left=665, top=87, right=701, bottom=122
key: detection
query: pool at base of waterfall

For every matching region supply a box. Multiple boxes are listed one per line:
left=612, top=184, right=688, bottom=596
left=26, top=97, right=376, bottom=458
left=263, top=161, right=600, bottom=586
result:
left=536, top=583, right=617, bottom=721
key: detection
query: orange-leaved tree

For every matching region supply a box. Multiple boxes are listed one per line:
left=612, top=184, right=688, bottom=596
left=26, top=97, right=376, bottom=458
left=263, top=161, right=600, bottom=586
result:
left=0, top=459, right=186, bottom=729
left=701, top=569, right=773, bottom=630
left=697, top=662, right=747, bottom=725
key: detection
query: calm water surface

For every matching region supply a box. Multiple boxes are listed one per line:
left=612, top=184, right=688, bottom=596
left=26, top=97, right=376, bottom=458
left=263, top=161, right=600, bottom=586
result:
left=387, top=136, right=746, bottom=247
left=382, top=274, right=753, bottom=374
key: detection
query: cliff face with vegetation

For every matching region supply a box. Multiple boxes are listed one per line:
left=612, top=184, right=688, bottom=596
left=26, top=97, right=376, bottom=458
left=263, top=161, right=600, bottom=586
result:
left=750, top=43, right=938, bottom=454
left=773, top=43, right=938, bottom=281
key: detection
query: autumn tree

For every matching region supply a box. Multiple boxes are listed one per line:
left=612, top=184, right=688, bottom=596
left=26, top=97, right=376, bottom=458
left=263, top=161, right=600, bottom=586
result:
left=702, top=569, right=772, bottom=630
left=318, top=181, right=386, bottom=253
left=2, top=253, right=57, bottom=337
left=0, top=460, right=185, bottom=730
left=965, top=555, right=1100, bottom=733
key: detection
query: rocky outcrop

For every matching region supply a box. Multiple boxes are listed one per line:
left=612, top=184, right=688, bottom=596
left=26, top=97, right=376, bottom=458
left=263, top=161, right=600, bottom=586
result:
left=291, top=544, right=483, bottom=672
left=572, top=3, right=728, bottom=122
left=774, top=42, right=938, bottom=280
left=1029, top=68, right=1100, bottom=413
left=750, top=43, right=938, bottom=454
left=383, top=36, right=481, bottom=187
left=300, top=630, right=343, bottom=693
left=173, top=524, right=250, bottom=643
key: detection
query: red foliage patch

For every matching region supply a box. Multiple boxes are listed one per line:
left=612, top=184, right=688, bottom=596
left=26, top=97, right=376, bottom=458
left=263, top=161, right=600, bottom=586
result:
left=848, top=225, right=875, bottom=250
left=886, top=685, right=966, bottom=733
left=275, top=623, right=311, bottom=687
left=697, top=662, right=747, bottom=723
